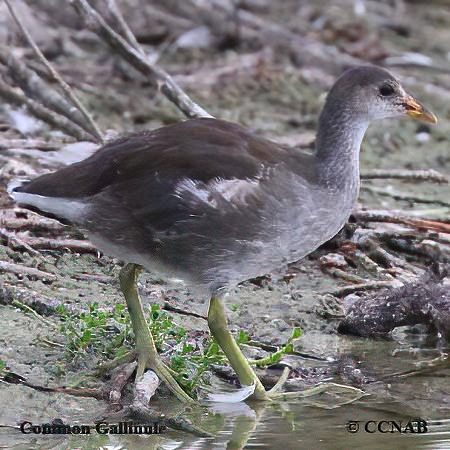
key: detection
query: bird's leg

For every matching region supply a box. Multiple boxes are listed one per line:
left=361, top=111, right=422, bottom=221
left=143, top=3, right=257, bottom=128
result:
left=119, top=263, right=194, bottom=404
left=207, top=296, right=268, bottom=401
left=207, top=298, right=366, bottom=404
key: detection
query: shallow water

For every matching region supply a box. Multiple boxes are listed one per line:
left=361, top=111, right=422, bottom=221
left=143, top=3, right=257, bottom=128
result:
left=2, top=327, right=450, bottom=449
left=3, top=402, right=450, bottom=450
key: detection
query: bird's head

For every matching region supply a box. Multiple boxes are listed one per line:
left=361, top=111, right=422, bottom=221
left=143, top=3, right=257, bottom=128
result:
left=325, top=65, right=437, bottom=124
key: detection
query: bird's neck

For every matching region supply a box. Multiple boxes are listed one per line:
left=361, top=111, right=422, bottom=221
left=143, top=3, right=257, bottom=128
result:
left=314, top=106, right=369, bottom=192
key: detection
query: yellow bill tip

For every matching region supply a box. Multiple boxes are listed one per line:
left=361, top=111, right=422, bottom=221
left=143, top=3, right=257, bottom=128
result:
left=404, top=96, right=437, bottom=124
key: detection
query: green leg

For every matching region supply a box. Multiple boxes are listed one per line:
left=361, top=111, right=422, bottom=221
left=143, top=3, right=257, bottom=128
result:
left=207, top=296, right=268, bottom=401
left=119, top=263, right=194, bottom=404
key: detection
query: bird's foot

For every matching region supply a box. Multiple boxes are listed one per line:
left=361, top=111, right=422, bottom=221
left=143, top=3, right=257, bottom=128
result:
left=268, top=383, right=366, bottom=407
left=136, top=351, right=196, bottom=404
left=265, top=370, right=366, bottom=406
left=237, top=367, right=365, bottom=406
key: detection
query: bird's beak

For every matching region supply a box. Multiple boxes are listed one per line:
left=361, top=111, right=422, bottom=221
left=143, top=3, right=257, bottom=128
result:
left=402, top=95, right=437, bottom=124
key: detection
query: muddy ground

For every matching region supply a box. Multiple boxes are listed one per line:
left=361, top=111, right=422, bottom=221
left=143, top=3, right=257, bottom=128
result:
left=0, top=0, right=449, bottom=448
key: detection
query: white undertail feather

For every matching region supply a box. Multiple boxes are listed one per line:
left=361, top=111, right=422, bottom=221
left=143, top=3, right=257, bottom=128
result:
left=9, top=188, right=87, bottom=224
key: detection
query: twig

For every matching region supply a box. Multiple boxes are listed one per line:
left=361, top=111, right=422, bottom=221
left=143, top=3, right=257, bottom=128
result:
left=245, top=341, right=326, bottom=360
left=3, top=369, right=102, bottom=398
left=0, top=261, right=57, bottom=282
left=361, top=168, right=449, bottom=184
left=72, top=273, right=115, bottom=284
left=271, top=382, right=366, bottom=407
left=38, top=336, right=65, bottom=348
left=357, top=239, right=424, bottom=275
left=0, top=77, right=95, bottom=142
left=321, top=267, right=368, bottom=283
left=0, top=227, right=42, bottom=258
left=69, top=0, right=213, bottom=120
left=0, top=212, right=66, bottom=232
left=163, top=302, right=207, bottom=320
left=390, top=355, right=449, bottom=379
left=23, top=237, right=98, bottom=254
left=105, top=0, right=142, bottom=52
left=361, top=185, right=450, bottom=207
left=4, top=0, right=104, bottom=143
left=409, top=219, right=450, bottom=234
left=354, top=210, right=450, bottom=232
left=11, top=300, right=58, bottom=329
left=104, top=361, right=137, bottom=405
left=96, top=351, right=136, bottom=376
left=329, top=281, right=396, bottom=297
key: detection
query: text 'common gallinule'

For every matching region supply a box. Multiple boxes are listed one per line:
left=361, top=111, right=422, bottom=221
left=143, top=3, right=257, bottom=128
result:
left=9, top=65, right=437, bottom=402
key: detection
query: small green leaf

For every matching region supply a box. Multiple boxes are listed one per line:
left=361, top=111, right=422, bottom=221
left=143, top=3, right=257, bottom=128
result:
left=237, top=330, right=249, bottom=343
left=290, top=327, right=302, bottom=340
left=283, top=343, right=294, bottom=354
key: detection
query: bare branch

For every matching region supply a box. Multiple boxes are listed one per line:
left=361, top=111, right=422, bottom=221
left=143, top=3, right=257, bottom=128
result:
left=0, top=260, right=57, bottom=282
left=361, top=185, right=450, bottom=208
left=330, top=281, right=397, bottom=297
left=361, top=168, right=449, bottom=184
left=0, top=228, right=42, bottom=258
left=105, top=0, right=142, bottom=52
left=3, top=0, right=104, bottom=143
left=353, top=210, right=450, bottom=232
left=0, top=78, right=95, bottom=142
left=23, top=237, right=98, bottom=254
left=69, top=0, right=213, bottom=119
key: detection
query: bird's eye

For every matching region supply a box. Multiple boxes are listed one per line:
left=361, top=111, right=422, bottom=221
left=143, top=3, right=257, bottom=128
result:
left=379, top=83, right=395, bottom=97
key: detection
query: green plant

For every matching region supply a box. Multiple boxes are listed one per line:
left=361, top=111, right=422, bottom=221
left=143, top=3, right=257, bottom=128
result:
left=0, top=358, right=6, bottom=376
left=56, top=302, right=301, bottom=395
left=251, top=327, right=302, bottom=367
left=56, top=302, right=132, bottom=360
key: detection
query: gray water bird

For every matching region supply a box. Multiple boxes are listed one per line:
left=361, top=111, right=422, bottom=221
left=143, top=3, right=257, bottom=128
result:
left=9, top=65, right=437, bottom=402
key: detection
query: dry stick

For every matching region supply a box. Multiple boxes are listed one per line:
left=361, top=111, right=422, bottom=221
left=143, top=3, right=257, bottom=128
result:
left=361, top=185, right=450, bottom=208
left=105, top=361, right=138, bottom=405
left=0, top=261, right=57, bottom=282
left=361, top=168, right=449, bottom=184
left=330, top=281, right=396, bottom=297
left=4, top=0, right=104, bottom=143
left=0, top=78, right=94, bottom=142
left=403, top=219, right=450, bottom=234
left=105, top=0, right=142, bottom=52
left=0, top=51, right=80, bottom=127
left=0, top=228, right=42, bottom=258
left=353, top=210, right=450, bottom=232
left=163, top=302, right=207, bottom=320
left=362, top=242, right=424, bottom=275
left=70, top=0, right=213, bottom=120
left=73, top=273, right=115, bottom=284
left=11, top=300, right=57, bottom=329
left=1, top=213, right=66, bottom=233
left=321, top=267, right=369, bottom=284
left=5, top=0, right=103, bottom=143
left=23, top=237, right=98, bottom=254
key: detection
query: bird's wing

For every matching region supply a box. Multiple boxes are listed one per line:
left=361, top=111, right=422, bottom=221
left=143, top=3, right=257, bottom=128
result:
left=11, top=118, right=315, bottom=231
left=13, top=119, right=284, bottom=196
